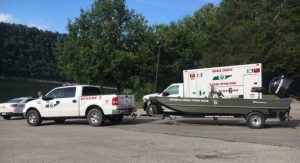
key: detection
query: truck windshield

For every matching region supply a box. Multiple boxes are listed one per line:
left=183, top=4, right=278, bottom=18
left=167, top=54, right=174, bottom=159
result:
left=164, top=85, right=179, bottom=95
left=82, top=87, right=101, bottom=96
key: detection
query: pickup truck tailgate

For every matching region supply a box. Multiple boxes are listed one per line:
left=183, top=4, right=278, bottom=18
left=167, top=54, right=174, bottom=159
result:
left=117, top=95, right=135, bottom=108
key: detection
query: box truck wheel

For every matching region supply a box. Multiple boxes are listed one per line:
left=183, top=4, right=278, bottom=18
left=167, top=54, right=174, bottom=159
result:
left=279, top=113, right=288, bottom=122
left=246, top=112, right=265, bottom=129
left=146, top=104, right=158, bottom=116
left=87, top=108, right=104, bottom=126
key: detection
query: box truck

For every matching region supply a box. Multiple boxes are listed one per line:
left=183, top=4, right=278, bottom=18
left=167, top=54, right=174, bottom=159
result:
left=143, top=63, right=263, bottom=109
left=141, top=64, right=296, bottom=128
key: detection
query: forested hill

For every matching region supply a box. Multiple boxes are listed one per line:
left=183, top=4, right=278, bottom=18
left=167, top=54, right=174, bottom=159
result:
left=0, top=0, right=299, bottom=96
left=0, top=22, right=65, bottom=80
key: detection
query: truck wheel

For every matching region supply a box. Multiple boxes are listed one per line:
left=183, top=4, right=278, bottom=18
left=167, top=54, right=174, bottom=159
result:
left=246, top=112, right=265, bottom=129
left=279, top=115, right=287, bottom=122
left=108, top=115, right=123, bottom=124
left=26, top=110, right=42, bottom=126
left=87, top=109, right=104, bottom=126
left=146, top=104, right=158, bottom=116
left=2, top=115, right=11, bottom=120
left=54, top=119, right=65, bottom=124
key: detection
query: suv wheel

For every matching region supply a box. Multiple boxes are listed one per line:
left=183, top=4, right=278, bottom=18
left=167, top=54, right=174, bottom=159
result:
left=2, top=115, right=11, bottom=120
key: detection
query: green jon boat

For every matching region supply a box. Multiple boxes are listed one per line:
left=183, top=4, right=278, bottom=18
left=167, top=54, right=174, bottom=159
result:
left=144, top=77, right=299, bottom=128
left=155, top=97, right=291, bottom=116
left=147, top=97, right=291, bottom=129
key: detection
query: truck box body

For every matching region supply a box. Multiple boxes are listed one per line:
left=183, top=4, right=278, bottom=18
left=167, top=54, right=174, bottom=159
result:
left=183, top=63, right=262, bottom=99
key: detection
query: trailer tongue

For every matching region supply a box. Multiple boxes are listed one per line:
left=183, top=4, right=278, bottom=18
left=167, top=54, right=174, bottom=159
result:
left=146, top=77, right=298, bottom=129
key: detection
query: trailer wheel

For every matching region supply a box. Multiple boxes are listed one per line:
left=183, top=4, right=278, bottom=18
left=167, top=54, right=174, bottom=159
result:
left=246, top=112, right=265, bottom=129
left=146, top=104, right=158, bottom=116
left=87, top=108, right=104, bottom=126
left=2, top=115, right=11, bottom=120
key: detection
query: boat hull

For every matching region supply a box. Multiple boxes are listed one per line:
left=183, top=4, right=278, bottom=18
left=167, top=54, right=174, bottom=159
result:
left=154, top=97, right=291, bottom=115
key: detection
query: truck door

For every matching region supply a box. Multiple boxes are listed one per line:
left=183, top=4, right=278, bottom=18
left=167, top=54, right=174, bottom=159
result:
left=42, top=88, right=64, bottom=117
left=59, top=87, right=79, bottom=117
left=243, top=74, right=262, bottom=99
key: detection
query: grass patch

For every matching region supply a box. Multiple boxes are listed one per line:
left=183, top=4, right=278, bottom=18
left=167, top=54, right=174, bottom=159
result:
left=263, top=94, right=278, bottom=100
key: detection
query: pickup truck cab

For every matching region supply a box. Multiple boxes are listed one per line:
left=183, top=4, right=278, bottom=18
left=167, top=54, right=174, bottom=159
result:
left=23, top=85, right=135, bottom=126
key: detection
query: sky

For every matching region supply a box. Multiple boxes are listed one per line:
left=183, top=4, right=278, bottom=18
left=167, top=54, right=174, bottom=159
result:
left=0, top=0, right=220, bottom=33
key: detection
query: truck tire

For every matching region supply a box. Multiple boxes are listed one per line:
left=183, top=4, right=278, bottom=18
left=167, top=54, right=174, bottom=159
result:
left=54, top=119, right=65, bottom=124
left=279, top=115, right=287, bottom=122
left=87, top=109, right=104, bottom=126
left=108, top=115, right=123, bottom=124
left=2, top=115, right=11, bottom=120
left=26, top=110, right=42, bottom=126
left=246, top=112, right=265, bottom=129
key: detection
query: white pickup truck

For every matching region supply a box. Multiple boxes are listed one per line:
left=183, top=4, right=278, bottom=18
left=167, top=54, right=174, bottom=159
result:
left=23, top=85, right=136, bottom=126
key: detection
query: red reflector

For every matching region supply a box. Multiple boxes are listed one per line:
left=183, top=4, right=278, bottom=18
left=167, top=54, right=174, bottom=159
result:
left=10, top=104, right=18, bottom=108
left=112, top=97, right=118, bottom=106
left=253, top=68, right=260, bottom=73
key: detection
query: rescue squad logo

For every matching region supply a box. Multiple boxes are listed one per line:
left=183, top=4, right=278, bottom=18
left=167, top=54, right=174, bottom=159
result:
left=213, top=74, right=232, bottom=80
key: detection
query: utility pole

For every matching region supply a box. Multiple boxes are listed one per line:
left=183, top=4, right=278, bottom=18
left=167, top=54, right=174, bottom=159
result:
left=154, top=37, right=165, bottom=92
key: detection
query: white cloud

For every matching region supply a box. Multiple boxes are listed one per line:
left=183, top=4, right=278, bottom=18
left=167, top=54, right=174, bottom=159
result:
left=0, top=13, right=50, bottom=31
left=0, top=13, right=13, bottom=23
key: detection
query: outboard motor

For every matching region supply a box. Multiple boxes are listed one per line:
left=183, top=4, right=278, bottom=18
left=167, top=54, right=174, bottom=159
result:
left=269, top=76, right=300, bottom=100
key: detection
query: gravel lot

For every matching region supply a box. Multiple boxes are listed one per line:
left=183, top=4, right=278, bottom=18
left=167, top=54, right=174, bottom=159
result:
left=0, top=102, right=299, bottom=163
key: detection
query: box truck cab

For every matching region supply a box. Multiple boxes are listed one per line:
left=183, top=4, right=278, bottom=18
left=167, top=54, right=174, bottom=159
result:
left=143, top=63, right=262, bottom=109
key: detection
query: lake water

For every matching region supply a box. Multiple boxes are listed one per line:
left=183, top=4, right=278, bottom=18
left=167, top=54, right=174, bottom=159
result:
left=0, top=78, right=61, bottom=102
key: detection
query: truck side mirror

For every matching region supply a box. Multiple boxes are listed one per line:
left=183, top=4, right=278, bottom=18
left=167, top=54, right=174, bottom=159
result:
left=162, top=92, right=170, bottom=97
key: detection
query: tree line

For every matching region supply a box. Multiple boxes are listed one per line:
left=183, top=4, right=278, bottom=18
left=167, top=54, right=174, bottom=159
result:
left=0, top=22, right=65, bottom=80
left=1, top=0, right=299, bottom=100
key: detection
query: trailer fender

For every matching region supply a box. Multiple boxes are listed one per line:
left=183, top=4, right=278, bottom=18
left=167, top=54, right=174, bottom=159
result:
left=245, top=110, right=266, bottom=120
